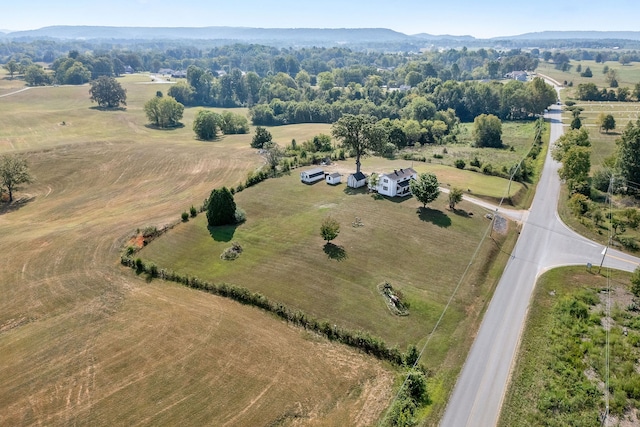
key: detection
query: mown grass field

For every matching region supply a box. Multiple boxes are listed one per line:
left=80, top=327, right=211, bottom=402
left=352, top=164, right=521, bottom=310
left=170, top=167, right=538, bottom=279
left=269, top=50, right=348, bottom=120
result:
left=0, top=67, right=531, bottom=426
left=537, top=60, right=640, bottom=96
left=499, top=267, right=640, bottom=427
left=0, top=71, right=395, bottom=426
left=140, top=153, right=521, bottom=423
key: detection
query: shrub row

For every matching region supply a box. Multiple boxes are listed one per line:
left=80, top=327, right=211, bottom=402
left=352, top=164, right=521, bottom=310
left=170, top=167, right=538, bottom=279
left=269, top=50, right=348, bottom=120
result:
left=121, top=255, right=412, bottom=366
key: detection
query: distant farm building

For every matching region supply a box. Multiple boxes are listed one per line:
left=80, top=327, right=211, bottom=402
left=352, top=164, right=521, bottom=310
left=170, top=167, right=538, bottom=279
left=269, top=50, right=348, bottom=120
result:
left=505, top=71, right=528, bottom=81
left=347, top=171, right=367, bottom=188
left=326, top=173, right=342, bottom=185
left=300, top=168, right=325, bottom=184
left=377, top=168, right=417, bottom=197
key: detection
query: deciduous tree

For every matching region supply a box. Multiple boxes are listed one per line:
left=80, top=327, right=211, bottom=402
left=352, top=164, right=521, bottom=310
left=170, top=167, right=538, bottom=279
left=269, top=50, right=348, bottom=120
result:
left=3, top=60, right=18, bottom=79
left=192, top=110, right=221, bottom=140
left=89, top=76, right=127, bottom=108
left=144, top=96, right=184, bottom=128
left=616, top=120, right=640, bottom=191
left=0, top=155, right=33, bottom=202
left=448, top=187, right=464, bottom=210
left=320, top=216, right=340, bottom=242
left=598, top=113, right=616, bottom=133
left=410, top=172, right=440, bottom=208
left=331, top=114, right=386, bottom=173
left=472, top=114, right=503, bottom=148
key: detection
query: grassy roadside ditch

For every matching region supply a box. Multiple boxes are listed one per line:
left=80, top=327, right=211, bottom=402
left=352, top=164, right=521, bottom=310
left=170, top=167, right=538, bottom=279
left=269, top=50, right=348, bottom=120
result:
left=499, top=267, right=640, bottom=427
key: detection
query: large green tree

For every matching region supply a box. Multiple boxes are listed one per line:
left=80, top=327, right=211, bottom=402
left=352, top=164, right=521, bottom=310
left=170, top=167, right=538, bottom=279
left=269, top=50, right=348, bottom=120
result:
left=144, top=96, right=184, bottom=128
left=3, top=60, right=18, bottom=79
left=616, top=120, right=640, bottom=191
left=598, top=113, right=616, bottom=134
left=526, top=77, right=557, bottom=114
left=410, top=172, right=440, bottom=208
left=24, top=65, right=49, bottom=86
left=0, top=155, right=33, bottom=202
left=193, top=110, right=221, bottom=140
left=251, top=126, right=272, bottom=149
left=89, top=76, right=127, bottom=108
left=331, top=114, right=386, bottom=173
left=558, top=145, right=591, bottom=183
left=551, top=128, right=590, bottom=162
left=206, top=187, right=237, bottom=226
left=472, top=114, right=503, bottom=148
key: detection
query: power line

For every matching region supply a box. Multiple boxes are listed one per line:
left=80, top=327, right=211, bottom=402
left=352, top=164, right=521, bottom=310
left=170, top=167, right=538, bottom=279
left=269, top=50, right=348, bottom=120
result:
left=382, top=117, right=541, bottom=423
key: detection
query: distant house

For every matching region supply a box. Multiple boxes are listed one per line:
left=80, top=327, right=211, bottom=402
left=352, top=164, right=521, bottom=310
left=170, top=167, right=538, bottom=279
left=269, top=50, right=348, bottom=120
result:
left=171, top=70, right=187, bottom=78
left=158, top=68, right=174, bottom=75
left=505, top=71, right=528, bottom=81
left=123, top=65, right=134, bottom=74
left=326, top=173, right=341, bottom=185
left=300, top=168, right=325, bottom=184
left=347, top=171, right=367, bottom=188
left=377, top=168, right=417, bottom=197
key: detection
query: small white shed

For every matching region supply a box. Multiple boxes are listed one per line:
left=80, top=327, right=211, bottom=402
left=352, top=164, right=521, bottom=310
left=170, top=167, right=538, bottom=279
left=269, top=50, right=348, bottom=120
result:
left=326, top=173, right=341, bottom=185
left=347, top=171, right=367, bottom=188
left=300, top=168, right=325, bottom=184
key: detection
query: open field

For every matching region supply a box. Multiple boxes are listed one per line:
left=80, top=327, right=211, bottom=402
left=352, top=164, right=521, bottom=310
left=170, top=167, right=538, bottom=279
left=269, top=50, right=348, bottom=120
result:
left=0, top=74, right=395, bottom=425
left=537, top=60, right=640, bottom=98
left=139, top=154, right=520, bottom=422
left=499, top=267, right=640, bottom=427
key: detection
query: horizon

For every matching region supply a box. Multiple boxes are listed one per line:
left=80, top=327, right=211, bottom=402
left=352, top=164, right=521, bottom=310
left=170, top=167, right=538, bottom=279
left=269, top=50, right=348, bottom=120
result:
left=3, top=0, right=640, bottom=39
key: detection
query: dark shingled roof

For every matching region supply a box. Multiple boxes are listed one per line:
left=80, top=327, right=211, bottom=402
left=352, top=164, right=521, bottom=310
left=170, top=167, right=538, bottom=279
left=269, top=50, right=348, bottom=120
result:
left=351, top=171, right=366, bottom=181
left=382, top=167, right=416, bottom=181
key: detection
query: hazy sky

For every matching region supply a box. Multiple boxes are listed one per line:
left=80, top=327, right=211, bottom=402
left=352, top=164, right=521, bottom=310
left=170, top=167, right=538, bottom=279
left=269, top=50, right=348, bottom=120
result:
left=3, top=0, right=639, bottom=38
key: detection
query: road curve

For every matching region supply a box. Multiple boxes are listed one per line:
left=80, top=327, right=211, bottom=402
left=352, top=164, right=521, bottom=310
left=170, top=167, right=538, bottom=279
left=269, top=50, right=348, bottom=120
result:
left=440, top=105, right=640, bottom=426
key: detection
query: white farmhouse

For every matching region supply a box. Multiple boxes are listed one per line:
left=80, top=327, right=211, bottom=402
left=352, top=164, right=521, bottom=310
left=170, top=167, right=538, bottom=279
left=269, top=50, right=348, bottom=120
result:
left=376, top=168, right=417, bottom=197
left=300, top=168, right=325, bottom=184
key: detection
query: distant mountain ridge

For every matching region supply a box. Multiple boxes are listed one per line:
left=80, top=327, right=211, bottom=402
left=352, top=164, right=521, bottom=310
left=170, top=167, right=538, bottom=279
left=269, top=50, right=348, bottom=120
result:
left=495, top=30, right=640, bottom=41
left=2, top=26, right=414, bottom=43
left=3, top=26, right=640, bottom=45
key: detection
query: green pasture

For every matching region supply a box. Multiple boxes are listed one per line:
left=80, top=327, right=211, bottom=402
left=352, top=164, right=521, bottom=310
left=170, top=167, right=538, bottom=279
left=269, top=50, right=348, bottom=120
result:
left=537, top=60, right=640, bottom=97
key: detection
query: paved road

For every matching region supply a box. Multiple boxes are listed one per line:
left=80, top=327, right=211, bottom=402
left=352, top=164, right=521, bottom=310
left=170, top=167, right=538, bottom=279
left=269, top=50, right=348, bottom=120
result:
left=441, top=105, right=640, bottom=426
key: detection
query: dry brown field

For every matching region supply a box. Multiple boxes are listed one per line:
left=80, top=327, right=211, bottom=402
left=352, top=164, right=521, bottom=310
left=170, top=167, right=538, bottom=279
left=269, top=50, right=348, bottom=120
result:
left=0, top=73, right=394, bottom=426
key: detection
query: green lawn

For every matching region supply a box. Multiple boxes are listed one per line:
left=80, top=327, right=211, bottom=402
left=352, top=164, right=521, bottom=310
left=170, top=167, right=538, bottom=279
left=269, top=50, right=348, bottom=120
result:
left=139, top=166, right=520, bottom=423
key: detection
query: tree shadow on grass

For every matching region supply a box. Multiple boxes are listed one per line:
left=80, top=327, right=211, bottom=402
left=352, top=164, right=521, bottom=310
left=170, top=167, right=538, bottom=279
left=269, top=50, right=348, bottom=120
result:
left=343, top=186, right=368, bottom=196
left=452, top=208, right=472, bottom=218
left=418, top=207, right=452, bottom=228
left=89, top=106, right=127, bottom=111
left=0, top=196, right=35, bottom=215
left=323, top=242, right=347, bottom=261
left=143, top=123, right=185, bottom=131
left=208, top=224, right=237, bottom=242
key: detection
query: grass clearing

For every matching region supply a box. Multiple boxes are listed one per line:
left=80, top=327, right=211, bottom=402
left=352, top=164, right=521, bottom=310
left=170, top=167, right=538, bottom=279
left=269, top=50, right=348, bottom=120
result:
left=499, top=267, right=640, bottom=427
left=140, top=159, right=520, bottom=422
left=0, top=75, right=396, bottom=425
left=537, top=60, right=640, bottom=96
